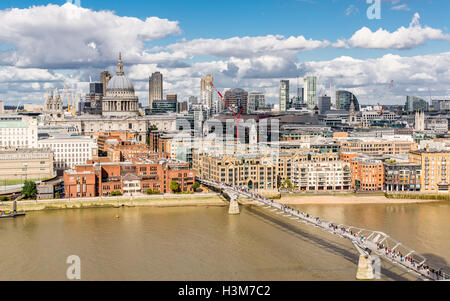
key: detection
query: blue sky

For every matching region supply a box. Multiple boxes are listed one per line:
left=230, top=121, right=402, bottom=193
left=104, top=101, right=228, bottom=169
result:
left=0, top=0, right=449, bottom=105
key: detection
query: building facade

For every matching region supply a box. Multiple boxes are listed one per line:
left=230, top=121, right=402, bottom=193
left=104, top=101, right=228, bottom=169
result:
left=279, top=80, right=289, bottom=112
left=350, top=157, right=384, bottom=191
left=410, top=150, right=450, bottom=193
left=38, top=135, right=98, bottom=171
left=384, top=162, right=421, bottom=192
left=304, top=76, right=317, bottom=110
left=292, top=160, right=351, bottom=191
left=0, top=115, right=38, bottom=149
left=64, top=158, right=195, bottom=198
left=0, top=148, right=54, bottom=182
left=149, top=71, right=163, bottom=109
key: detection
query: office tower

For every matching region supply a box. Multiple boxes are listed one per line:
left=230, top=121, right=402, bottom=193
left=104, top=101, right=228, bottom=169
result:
left=336, top=90, right=360, bottom=112
left=317, top=96, right=331, bottom=114
left=200, top=75, right=214, bottom=109
left=166, top=94, right=178, bottom=101
left=248, top=92, right=265, bottom=113
left=279, top=80, right=289, bottom=111
left=405, top=96, right=429, bottom=112
left=189, top=96, right=199, bottom=105
left=304, top=76, right=317, bottom=110
left=100, top=71, right=112, bottom=97
left=224, top=88, right=248, bottom=113
left=149, top=72, right=163, bottom=108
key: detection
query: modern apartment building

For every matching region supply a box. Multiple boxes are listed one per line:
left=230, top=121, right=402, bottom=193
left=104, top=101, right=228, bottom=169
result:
left=292, top=160, right=352, bottom=191
left=384, top=162, right=421, bottom=192
left=193, top=152, right=278, bottom=191
left=409, top=149, right=450, bottom=193
left=350, top=157, right=384, bottom=191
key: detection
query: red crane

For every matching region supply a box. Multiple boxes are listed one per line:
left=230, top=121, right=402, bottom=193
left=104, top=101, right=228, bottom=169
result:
left=211, top=82, right=244, bottom=140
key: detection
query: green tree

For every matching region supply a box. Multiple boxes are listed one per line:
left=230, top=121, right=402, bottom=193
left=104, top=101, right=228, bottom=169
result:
left=22, top=180, right=37, bottom=199
left=283, top=179, right=294, bottom=189
left=111, top=191, right=122, bottom=196
left=170, top=181, right=180, bottom=193
left=0, top=196, right=9, bottom=202
left=54, top=193, right=60, bottom=199
left=192, top=182, right=200, bottom=192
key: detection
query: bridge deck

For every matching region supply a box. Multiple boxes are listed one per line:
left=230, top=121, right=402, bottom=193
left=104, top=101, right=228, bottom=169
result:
left=201, top=180, right=449, bottom=281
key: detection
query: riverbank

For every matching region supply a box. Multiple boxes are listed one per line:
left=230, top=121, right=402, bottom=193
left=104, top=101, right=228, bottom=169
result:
left=276, top=194, right=449, bottom=205
left=0, top=193, right=227, bottom=212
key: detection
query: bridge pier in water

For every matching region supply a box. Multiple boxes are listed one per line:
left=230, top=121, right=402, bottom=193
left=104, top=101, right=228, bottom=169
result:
left=228, top=195, right=240, bottom=215
left=356, top=255, right=376, bottom=280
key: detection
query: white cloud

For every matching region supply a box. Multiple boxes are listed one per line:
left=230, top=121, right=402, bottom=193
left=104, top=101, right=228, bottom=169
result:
left=391, top=4, right=410, bottom=11
left=165, top=35, right=330, bottom=59
left=333, top=13, right=450, bottom=49
left=0, top=3, right=181, bottom=68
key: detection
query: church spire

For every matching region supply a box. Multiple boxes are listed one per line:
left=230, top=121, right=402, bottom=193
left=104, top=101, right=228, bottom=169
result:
left=117, top=52, right=124, bottom=75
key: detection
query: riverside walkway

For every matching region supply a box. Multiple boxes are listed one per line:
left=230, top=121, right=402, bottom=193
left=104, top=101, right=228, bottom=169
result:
left=201, top=179, right=449, bottom=281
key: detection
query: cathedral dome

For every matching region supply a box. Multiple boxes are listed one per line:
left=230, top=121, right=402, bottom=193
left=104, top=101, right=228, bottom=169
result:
left=107, top=75, right=135, bottom=92
left=106, top=53, right=135, bottom=93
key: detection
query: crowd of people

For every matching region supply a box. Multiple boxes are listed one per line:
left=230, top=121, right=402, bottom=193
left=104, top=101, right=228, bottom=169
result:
left=210, top=181, right=448, bottom=281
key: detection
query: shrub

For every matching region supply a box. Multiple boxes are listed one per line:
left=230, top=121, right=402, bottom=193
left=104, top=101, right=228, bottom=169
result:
left=0, top=196, right=9, bottom=202
left=54, top=193, right=60, bottom=199
left=110, top=191, right=123, bottom=196
left=146, top=189, right=161, bottom=195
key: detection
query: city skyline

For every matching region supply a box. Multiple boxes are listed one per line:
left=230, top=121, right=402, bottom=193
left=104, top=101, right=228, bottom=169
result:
left=0, top=0, right=449, bottom=106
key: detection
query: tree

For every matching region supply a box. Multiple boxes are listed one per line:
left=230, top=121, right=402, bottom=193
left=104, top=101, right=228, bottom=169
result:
left=55, top=193, right=60, bottom=199
left=192, top=182, right=200, bottom=192
left=283, top=179, right=294, bottom=189
left=111, top=191, right=122, bottom=196
left=22, top=180, right=37, bottom=199
left=170, top=181, right=180, bottom=193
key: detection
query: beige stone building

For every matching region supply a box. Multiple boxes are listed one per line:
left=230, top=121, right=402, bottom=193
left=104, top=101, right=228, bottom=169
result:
left=193, top=152, right=278, bottom=191
left=337, top=138, right=417, bottom=156
left=410, top=149, right=450, bottom=193
left=0, top=148, right=54, bottom=182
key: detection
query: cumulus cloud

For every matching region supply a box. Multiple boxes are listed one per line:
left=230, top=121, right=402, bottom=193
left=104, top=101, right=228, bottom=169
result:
left=0, top=3, right=181, bottom=68
left=333, top=13, right=450, bottom=49
left=165, top=35, right=330, bottom=59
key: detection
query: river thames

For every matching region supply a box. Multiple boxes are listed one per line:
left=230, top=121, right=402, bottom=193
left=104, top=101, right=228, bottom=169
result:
left=0, top=202, right=449, bottom=281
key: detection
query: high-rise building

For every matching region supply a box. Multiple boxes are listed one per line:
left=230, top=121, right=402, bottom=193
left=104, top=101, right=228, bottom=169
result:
left=279, top=80, right=289, bottom=111
left=248, top=92, right=265, bottom=113
left=224, top=88, right=248, bottom=113
left=100, top=71, right=112, bottom=97
left=200, top=75, right=214, bottom=109
left=336, top=90, right=360, bottom=112
left=405, top=96, right=429, bottom=112
left=317, top=96, right=331, bottom=114
left=149, top=71, right=163, bottom=108
left=166, top=94, right=178, bottom=101
left=304, top=76, right=317, bottom=110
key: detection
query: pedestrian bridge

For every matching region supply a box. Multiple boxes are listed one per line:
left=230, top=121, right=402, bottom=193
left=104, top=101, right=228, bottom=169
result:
left=200, top=179, right=449, bottom=281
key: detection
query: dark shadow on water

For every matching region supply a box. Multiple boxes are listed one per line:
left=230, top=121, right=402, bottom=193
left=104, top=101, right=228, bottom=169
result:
left=421, top=253, right=450, bottom=274
left=244, top=206, right=413, bottom=281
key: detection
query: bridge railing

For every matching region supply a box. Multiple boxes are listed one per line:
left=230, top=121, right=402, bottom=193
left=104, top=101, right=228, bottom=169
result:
left=200, top=179, right=449, bottom=281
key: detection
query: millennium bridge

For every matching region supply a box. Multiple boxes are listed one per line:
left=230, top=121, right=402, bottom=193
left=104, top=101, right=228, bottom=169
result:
left=200, top=179, right=449, bottom=281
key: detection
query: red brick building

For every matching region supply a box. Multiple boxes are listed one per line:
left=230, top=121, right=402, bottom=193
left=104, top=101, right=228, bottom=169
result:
left=350, top=157, right=384, bottom=191
left=63, top=158, right=195, bottom=198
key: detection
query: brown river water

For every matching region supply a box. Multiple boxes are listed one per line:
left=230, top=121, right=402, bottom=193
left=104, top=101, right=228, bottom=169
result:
left=0, top=202, right=449, bottom=281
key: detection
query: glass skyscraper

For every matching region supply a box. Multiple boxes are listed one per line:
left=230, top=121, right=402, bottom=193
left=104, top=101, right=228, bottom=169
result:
left=335, top=90, right=360, bottom=112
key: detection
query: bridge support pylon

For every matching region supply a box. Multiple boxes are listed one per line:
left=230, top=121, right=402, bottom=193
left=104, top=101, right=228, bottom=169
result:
left=228, top=195, right=240, bottom=215
left=356, top=255, right=375, bottom=280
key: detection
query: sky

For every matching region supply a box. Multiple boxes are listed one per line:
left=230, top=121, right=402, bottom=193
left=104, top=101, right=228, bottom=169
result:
left=0, top=0, right=449, bottom=106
